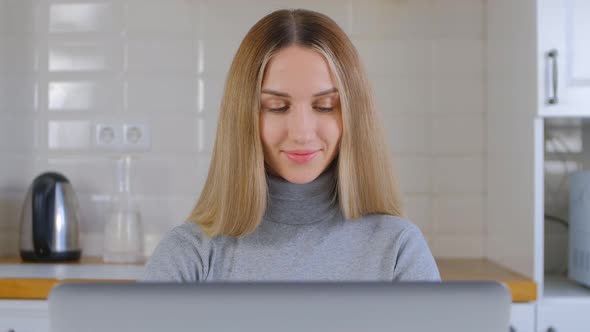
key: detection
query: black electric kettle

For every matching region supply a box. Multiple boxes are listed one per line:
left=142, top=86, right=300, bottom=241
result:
left=19, top=172, right=82, bottom=262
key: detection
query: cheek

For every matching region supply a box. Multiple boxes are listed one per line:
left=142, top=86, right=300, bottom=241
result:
left=320, top=115, right=343, bottom=146
left=259, top=114, right=282, bottom=148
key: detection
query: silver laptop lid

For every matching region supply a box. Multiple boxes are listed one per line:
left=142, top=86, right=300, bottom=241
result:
left=49, top=281, right=511, bottom=332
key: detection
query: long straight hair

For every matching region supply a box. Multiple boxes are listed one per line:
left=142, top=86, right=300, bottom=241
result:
left=188, top=9, right=404, bottom=238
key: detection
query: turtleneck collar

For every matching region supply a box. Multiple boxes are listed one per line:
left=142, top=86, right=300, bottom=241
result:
left=263, top=162, right=339, bottom=225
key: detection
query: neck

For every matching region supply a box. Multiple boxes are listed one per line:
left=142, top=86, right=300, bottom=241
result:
left=263, top=163, right=339, bottom=225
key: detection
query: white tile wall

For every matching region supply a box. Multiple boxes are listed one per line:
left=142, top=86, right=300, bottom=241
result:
left=404, top=194, right=432, bottom=234
left=431, top=114, right=484, bottom=155
left=1, top=0, right=36, bottom=35
left=432, top=78, right=485, bottom=113
left=353, top=40, right=432, bottom=78
left=49, top=41, right=119, bottom=72
left=371, top=77, right=432, bottom=114
left=49, top=2, right=122, bottom=33
left=0, top=0, right=487, bottom=259
left=48, top=80, right=124, bottom=112
left=396, top=157, right=431, bottom=194
left=432, top=156, right=485, bottom=194
left=126, top=0, right=197, bottom=34
left=149, top=115, right=201, bottom=153
left=197, top=1, right=285, bottom=40
left=431, top=0, right=484, bottom=40
left=351, top=0, right=432, bottom=39
left=125, top=38, right=198, bottom=74
left=126, top=76, right=198, bottom=112
left=47, top=120, right=91, bottom=150
left=385, top=114, right=430, bottom=155
left=0, top=157, right=37, bottom=194
left=0, top=193, right=21, bottom=229
left=432, top=40, right=485, bottom=78
left=1, top=75, right=37, bottom=111
left=432, top=195, right=484, bottom=234
left=130, top=156, right=208, bottom=197
left=45, top=156, right=116, bottom=194
left=430, top=234, right=484, bottom=258
left=2, top=36, right=37, bottom=74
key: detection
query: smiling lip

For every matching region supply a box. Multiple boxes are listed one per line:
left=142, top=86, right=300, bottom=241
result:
left=284, top=150, right=320, bottom=164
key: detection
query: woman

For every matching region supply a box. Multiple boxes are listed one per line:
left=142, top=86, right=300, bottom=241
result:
left=142, top=9, right=440, bottom=282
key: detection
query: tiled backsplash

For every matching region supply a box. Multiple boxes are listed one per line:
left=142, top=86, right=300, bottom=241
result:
left=0, top=0, right=486, bottom=258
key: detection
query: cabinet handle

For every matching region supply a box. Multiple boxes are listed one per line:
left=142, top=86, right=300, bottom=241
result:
left=509, top=325, right=516, bottom=332
left=547, top=49, right=559, bottom=105
left=547, top=327, right=557, bottom=332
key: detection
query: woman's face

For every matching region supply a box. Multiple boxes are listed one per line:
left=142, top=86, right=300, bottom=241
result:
left=260, top=45, right=343, bottom=184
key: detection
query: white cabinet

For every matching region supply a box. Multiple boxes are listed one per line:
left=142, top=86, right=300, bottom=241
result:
left=537, top=300, right=590, bottom=332
left=511, top=303, right=536, bottom=332
left=485, top=0, right=590, bottom=119
left=537, top=276, right=590, bottom=331
left=538, top=0, right=590, bottom=117
left=0, top=301, right=49, bottom=332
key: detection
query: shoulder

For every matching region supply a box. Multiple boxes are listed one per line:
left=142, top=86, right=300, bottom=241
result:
left=167, top=222, right=210, bottom=242
left=140, top=222, right=216, bottom=282
left=344, top=214, right=428, bottom=252
left=354, top=214, right=424, bottom=240
left=363, top=215, right=440, bottom=281
left=157, top=221, right=230, bottom=255
left=347, top=214, right=439, bottom=281
left=153, top=222, right=205, bottom=251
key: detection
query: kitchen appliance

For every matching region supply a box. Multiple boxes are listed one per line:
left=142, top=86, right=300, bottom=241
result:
left=569, top=170, right=590, bottom=286
left=19, top=172, right=82, bottom=262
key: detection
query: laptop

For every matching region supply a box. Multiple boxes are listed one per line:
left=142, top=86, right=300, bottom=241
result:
left=48, top=281, right=511, bottom=332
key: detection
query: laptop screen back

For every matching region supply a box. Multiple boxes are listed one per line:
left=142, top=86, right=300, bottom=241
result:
left=49, top=281, right=511, bottom=332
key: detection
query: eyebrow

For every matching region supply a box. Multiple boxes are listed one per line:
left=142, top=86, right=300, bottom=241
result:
left=261, top=87, right=338, bottom=98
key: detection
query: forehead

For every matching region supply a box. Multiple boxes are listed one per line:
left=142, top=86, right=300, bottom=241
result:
left=261, top=45, right=336, bottom=96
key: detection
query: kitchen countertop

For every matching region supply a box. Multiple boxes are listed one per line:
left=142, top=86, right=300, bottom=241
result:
left=0, top=257, right=537, bottom=302
left=0, top=256, right=144, bottom=280
left=0, top=257, right=143, bottom=300
left=437, top=258, right=537, bottom=303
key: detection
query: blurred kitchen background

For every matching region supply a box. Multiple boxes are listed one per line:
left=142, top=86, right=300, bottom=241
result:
left=0, top=0, right=540, bottom=263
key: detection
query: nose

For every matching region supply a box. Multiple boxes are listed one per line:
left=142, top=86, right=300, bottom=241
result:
left=288, top=105, right=316, bottom=145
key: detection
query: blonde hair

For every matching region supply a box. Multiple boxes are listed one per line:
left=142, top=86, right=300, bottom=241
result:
left=188, top=9, right=403, bottom=238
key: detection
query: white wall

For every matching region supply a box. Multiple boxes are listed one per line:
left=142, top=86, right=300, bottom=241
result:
left=0, top=0, right=486, bottom=258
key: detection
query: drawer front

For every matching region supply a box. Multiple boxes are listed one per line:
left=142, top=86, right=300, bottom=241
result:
left=0, top=300, right=49, bottom=332
left=511, top=303, right=536, bottom=332
left=538, top=301, right=590, bottom=332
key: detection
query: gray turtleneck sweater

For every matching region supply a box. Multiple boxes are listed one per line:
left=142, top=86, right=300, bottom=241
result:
left=141, top=166, right=440, bottom=282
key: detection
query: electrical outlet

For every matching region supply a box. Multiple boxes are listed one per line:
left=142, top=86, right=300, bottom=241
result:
left=123, top=123, right=150, bottom=150
left=95, top=123, right=123, bottom=149
left=94, top=121, right=151, bottom=151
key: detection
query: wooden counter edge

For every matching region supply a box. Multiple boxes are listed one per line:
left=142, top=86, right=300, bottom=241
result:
left=0, top=278, right=537, bottom=302
left=503, top=280, right=537, bottom=302
left=0, top=279, right=135, bottom=300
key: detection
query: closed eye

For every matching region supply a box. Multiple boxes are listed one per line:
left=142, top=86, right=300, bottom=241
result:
left=265, top=106, right=335, bottom=113
left=315, top=106, right=334, bottom=112
left=268, top=106, right=289, bottom=113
